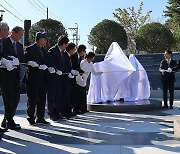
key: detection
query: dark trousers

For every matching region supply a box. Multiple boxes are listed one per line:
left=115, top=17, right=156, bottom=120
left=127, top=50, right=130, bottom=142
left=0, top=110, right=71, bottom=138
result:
left=61, top=76, right=72, bottom=116
left=163, top=80, right=174, bottom=107
left=26, top=82, right=47, bottom=120
left=47, top=82, right=62, bottom=117
left=72, top=81, right=87, bottom=112
left=0, top=69, right=20, bottom=125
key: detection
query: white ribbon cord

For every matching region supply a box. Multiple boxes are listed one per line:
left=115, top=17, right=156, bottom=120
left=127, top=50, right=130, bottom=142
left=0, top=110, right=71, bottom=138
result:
left=0, top=61, right=178, bottom=73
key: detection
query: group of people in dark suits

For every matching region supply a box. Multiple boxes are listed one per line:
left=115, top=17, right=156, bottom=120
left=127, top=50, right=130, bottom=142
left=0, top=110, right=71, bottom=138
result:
left=24, top=33, right=89, bottom=125
left=0, top=22, right=180, bottom=137
left=159, top=50, right=180, bottom=109
left=0, top=22, right=89, bottom=135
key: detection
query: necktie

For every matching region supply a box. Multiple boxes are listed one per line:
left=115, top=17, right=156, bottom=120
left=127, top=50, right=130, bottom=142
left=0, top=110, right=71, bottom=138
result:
left=78, top=56, right=82, bottom=63
left=13, top=42, right=17, bottom=55
left=60, top=52, right=64, bottom=70
left=168, top=59, right=170, bottom=66
left=39, top=48, right=45, bottom=61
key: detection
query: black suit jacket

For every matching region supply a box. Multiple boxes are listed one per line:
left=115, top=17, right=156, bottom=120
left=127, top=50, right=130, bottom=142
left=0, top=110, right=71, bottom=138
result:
left=159, top=59, right=177, bottom=82
left=24, top=43, right=48, bottom=85
left=47, top=44, right=64, bottom=84
left=2, top=37, right=24, bottom=62
left=63, top=51, right=72, bottom=74
left=71, top=52, right=84, bottom=73
left=1, top=37, right=24, bottom=80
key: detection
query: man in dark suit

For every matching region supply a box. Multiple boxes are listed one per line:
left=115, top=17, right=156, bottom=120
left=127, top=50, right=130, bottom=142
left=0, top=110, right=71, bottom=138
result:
left=1, top=26, right=24, bottom=130
left=71, top=45, right=87, bottom=114
left=25, top=32, right=50, bottom=125
left=61, top=42, right=76, bottom=119
left=47, top=36, right=69, bottom=121
left=159, top=50, right=177, bottom=109
left=0, top=22, right=10, bottom=134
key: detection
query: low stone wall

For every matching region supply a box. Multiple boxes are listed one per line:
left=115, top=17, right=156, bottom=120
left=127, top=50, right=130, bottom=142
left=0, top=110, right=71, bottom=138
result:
left=174, top=120, right=180, bottom=138
left=150, top=90, right=180, bottom=99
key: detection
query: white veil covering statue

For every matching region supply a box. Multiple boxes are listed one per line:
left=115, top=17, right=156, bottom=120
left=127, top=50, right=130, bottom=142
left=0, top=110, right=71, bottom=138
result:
left=87, top=42, right=150, bottom=103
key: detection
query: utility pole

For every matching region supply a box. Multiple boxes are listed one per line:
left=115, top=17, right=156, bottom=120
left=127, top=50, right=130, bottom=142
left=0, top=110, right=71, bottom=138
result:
left=47, top=7, right=49, bottom=19
left=68, top=23, right=80, bottom=45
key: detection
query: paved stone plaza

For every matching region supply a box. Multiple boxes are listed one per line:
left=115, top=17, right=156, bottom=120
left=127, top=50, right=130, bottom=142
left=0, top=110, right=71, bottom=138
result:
left=0, top=96, right=180, bottom=154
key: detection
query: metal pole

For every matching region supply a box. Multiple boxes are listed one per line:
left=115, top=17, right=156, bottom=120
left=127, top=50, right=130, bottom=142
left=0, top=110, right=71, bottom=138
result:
left=47, top=7, right=48, bottom=19
left=75, top=23, right=78, bottom=45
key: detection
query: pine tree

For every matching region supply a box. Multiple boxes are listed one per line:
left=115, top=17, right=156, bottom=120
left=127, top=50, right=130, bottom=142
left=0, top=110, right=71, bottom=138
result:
left=164, top=0, right=180, bottom=50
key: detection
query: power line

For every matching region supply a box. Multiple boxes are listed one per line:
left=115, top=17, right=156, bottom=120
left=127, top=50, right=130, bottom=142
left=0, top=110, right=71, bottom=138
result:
left=32, top=0, right=46, bottom=13
left=26, top=0, right=46, bottom=16
left=36, top=0, right=63, bottom=21
left=3, top=0, right=26, bottom=20
left=0, top=4, right=23, bottom=22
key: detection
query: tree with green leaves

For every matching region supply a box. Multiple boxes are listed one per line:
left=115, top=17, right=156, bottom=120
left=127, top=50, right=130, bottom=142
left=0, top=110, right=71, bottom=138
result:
left=113, top=2, right=152, bottom=54
left=164, top=0, right=180, bottom=51
left=88, top=19, right=127, bottom=54
left=136, top=22, right=175, bottom=53
left=29, top=18, right=67, bottom=49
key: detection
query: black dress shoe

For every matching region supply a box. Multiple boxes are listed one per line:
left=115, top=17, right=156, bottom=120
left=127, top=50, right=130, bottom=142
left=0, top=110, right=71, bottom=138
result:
left=1, top=121, right=6, bottom=128
left=170, top=106, right=173, bottom=109
left=163, top=106, right=168, bottom=109
left=0, top=128, right=8, bottom=133
left=36, top=118, right=50, bottom=125
left=6, top=124, right=21, bottom=130
left=50, top=116, right=59, bottom=122
left=27, top=118, right=36, bottom=126
left=1, top=119, right=20, bottom=128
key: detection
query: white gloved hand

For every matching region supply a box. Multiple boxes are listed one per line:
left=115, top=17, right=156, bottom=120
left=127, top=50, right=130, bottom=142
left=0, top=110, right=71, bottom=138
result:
left=167, top=67, right=172, bottom=73
left=160, top=69, right=165, bottom=73
left=76, top=75, right=86, bottom=87
left=48, top=67, right=56, bottom=73
left=1, top=58, right=13, bottom=71
left=27, top=61, right=39, bottom=67
left=56, top=70, right=62, bottom=75
left=71, top=70, right=79, bottom=75
left=7, top=64, right=14, bottom=71
left=39, top=65, right=48, bottom=70
left=68, top=73, right=74, bottom=78
left=10, top=56, right=20, bottom=66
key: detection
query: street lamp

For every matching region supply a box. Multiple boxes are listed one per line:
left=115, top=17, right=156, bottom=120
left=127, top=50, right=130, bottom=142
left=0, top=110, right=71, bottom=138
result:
left=0, top=10, right=5, bottom=22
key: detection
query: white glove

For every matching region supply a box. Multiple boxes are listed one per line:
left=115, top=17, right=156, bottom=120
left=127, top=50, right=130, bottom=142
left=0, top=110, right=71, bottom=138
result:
left=1, top=58, right=13, bottom=71
left=48, top=67, right=56, bottom=73
left=71, top=70, right=79, bottom=75
left=68, top=73, right=74, bottom=78
left=27, top=61, right=39, bottom=67
left=167, top=67, right=172, bottom=73
left=39, top=64, right=48, bottom=70
left=76, top=75, right=86, bottom=87
left=160, top=69, right=165, bottom=73
left=56, top=70, right=62, bottom=75
left=97, top=72, right=103, bottom=75
left=10, top=56, right=20, bottom=66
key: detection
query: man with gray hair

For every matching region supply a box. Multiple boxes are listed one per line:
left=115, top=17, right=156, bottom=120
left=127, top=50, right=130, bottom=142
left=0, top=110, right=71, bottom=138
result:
left=0, top=22, right=9, bottom=134
left=0, top=22, right=9, bottom=52
left=1, top=26, right=24, bottom=130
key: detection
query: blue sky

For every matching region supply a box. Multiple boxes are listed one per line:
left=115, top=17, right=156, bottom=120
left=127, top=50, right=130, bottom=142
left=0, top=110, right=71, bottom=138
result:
left=1, top=0, right=168, bottom=50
